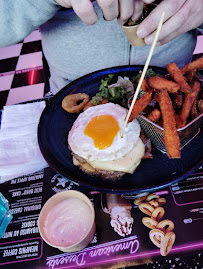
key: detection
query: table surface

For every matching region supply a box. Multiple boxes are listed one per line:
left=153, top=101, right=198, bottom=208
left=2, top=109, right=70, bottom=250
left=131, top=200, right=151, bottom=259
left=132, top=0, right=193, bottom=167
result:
left=0, top=92, right=203, bottom=269
left=0, top=162, right=203, bottom=269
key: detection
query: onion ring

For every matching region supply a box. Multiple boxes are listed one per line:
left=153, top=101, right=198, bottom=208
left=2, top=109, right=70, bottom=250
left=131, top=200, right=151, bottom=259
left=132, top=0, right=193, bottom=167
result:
left=62, top=93, right=89, bottom=113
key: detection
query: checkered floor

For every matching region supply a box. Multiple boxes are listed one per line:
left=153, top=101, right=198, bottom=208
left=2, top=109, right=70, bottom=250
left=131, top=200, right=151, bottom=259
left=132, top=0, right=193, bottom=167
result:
left=0, top=29, right=46, bottom=109
left=0, top=29, right=203, bottom=110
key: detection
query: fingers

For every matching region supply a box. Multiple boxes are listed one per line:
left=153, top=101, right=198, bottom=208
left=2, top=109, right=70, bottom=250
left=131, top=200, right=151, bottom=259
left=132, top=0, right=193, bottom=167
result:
left=97, top=0, right=119, bottom=21
left=131, top=0, right=144, bottom=22
left=117, top=0, right=134, bottom=25
left=158, top=11, right=201, bottom=45
left=136, top=0, right=186, bottom=39
left=144, top=4, right=190, bottom=45
left=71, top=0, right=98, bottom=24
left=138, top=0, right=201, bottom=45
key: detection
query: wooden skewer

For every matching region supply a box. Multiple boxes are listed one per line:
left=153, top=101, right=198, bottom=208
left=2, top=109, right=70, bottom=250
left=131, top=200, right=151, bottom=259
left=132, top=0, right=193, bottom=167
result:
left=121, top=12, right=165, bottom=138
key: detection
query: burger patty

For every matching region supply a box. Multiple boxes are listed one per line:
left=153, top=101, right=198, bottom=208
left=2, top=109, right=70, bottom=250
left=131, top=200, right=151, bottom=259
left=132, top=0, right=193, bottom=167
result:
left=72, top=152, right=126, bottom=180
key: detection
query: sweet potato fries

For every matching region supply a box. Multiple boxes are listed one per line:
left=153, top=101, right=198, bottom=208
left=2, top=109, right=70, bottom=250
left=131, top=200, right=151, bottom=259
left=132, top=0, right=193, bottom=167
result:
left=128, top=89, right=153, bottom=122
left=178, top=80, right=201, bottom=128
left=159, top=89, right=181, bottom=159
left=180, top=57, right=203, bottom=75
left=148, top=76, right=180, bottom=93
left=128, top=57, right=203, bottom=159
left=167, top=62, right=192, bottom=94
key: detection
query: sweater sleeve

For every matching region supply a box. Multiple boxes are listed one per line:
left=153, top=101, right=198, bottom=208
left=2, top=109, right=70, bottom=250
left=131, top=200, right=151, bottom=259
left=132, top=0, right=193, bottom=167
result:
left=0, top=0, right=60, bottom=47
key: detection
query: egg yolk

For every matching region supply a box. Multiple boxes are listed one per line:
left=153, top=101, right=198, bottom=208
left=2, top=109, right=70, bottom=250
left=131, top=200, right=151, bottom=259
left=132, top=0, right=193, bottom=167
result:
left=84, top=115, right=120, bottom=149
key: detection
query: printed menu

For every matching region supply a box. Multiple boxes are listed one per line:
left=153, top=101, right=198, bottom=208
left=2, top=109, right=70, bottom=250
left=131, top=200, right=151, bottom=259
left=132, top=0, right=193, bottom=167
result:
left=0, top=166, right=203, bottom=269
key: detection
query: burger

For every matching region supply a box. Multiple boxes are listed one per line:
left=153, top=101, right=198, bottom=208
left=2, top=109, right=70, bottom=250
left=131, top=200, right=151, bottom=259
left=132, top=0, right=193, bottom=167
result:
left=68, top=102, right=148, bottom=180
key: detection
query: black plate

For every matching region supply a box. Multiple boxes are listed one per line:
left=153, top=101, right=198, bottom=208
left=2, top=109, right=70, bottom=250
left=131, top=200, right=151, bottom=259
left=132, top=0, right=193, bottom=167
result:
left=38, top=65, right=203, bottom=194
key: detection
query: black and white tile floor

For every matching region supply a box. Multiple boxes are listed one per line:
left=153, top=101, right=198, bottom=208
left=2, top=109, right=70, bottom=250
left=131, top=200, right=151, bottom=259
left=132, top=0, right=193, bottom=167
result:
left=0, top=29, right=45, bottom=109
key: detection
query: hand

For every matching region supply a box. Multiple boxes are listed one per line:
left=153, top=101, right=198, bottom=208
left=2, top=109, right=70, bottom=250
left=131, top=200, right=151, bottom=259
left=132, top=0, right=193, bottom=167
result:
left=136, top=0, right=203, bottom=45
left=55, top=0, right=97, bottom=24
left=55, top=0, right=145, bottom=25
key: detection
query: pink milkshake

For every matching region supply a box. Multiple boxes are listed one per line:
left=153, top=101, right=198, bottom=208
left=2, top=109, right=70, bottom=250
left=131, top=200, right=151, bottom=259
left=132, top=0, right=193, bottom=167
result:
left=43, top=197, right=93, bottom=247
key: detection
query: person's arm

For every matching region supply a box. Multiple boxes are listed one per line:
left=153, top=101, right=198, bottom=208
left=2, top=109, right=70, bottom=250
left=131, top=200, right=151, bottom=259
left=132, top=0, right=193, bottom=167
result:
left=0, top=0, right=60, bottom=47
left=136, top=0, right=203, bottom=45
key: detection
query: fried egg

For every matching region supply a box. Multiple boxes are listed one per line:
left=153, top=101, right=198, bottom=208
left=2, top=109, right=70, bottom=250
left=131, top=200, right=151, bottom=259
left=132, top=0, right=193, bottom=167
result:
left=68, top=103, right=141, bottom=162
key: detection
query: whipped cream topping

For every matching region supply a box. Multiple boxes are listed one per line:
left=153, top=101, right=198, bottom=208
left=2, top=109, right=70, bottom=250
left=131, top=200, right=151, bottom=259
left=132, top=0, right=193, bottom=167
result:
left=110, top=206, right=134, bottom=237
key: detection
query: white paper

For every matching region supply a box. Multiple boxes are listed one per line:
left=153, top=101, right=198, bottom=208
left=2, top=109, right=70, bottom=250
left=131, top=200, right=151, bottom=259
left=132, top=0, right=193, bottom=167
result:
left=0, top=101, right=48, bottom=183
left=1, top=102, right=45, bottom=129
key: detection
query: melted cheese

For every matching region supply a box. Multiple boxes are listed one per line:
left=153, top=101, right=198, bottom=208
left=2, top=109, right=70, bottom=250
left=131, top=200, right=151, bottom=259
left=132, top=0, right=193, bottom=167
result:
left=86, top=138, right=145, bottom=173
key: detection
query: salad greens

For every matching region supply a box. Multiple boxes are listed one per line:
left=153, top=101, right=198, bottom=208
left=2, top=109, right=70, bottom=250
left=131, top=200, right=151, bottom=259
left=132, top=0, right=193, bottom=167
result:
left=132, top=68, right=157, bottom=85
left=92, top=74, right=125, bottom=105
left=92, top=69, right=157, bottom=106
